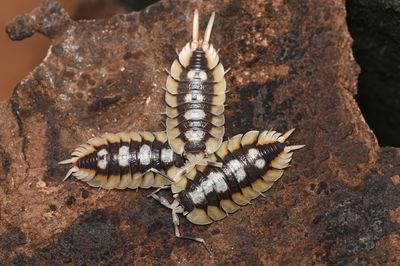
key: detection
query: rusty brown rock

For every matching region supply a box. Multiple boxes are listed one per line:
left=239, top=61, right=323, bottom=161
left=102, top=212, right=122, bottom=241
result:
left=0, top=0, right=399, bottom=264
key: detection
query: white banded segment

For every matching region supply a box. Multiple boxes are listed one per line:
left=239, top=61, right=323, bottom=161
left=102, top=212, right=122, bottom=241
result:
left=97, top=148, right=109, bottom=170
left=118, top=146, right=130, bottom=167
left=59, top=131, right=185, bottom=190
left=165, top=9, right=227, bottom=160
left=184, top=109, right=206, bottom=120
left=171, top=129, right=304, bottom=225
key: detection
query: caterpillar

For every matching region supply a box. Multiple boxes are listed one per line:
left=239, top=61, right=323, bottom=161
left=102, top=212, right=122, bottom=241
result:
left=150, top=129, right=303, bottom=249
left=165, top=10, right=227, bottom=169
left=59, top=131, right=185, bottom=189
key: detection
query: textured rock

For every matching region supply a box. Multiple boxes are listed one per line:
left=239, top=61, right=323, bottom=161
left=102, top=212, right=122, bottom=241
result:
left=1, top=0, right=399, bottom=264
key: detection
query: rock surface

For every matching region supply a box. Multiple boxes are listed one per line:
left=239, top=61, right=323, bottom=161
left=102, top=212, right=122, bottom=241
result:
left=1, top=0, right=399, bottom=264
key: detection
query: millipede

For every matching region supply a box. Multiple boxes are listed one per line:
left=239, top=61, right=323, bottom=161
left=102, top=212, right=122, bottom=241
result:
left=165, top=10, right=228, bottom=171
left=59, top=131, right=185, bottom=189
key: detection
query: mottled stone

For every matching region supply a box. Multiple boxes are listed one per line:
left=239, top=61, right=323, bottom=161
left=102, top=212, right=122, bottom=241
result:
left=0, top=0, right=398, bottom=264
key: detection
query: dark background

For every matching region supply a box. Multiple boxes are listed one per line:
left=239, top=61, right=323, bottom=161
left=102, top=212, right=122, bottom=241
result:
left=1, top=0, right=398, bottom=147
left=346, top=0, right=400, bottom=147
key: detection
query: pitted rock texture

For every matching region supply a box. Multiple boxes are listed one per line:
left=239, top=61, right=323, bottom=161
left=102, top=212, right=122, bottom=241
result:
left=1, top=0, right=399, bottom=264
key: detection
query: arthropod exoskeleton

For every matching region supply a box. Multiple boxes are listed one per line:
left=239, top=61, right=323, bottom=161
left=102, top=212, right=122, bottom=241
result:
left=59, top=132, right=185, bottom=189
left=165, top=10, right=227, bottom=171
left=151, top=129, right=303, bottom=233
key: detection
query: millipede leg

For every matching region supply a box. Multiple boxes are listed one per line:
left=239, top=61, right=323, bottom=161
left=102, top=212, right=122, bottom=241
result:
left=171, top=207, right=181, bottom=237
left=150, top=193, right=174, bottom=209
left=172, top=208, right=213, bottom=256
left=146, top=185, right=170, bottom=198
left=173, top=159, right=222, bottom=183
left=150, top=195, right=214, bottom=256
left=136, top=168, right=175, bottom=184
left=176, top=235, right=213, bottom=257
left=170, top=200, right=214, bottom=256
left=146, top=168, right=175, bottom=183
left=173, top=163, right=196, bottom=183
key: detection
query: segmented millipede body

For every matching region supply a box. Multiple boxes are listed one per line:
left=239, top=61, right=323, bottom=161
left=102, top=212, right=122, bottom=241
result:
left=156, top=129, right=304, bottom=225
left=59, top=132, right=185, bottom=189
left=165, top=10, right=227, bottom=166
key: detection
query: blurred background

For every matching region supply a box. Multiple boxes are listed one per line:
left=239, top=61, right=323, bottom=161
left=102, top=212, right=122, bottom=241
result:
left=0, top=0, right=71, bottom=101
left=0, top=0, right=158, bottom=101
left=1, top=0, right=399, bottom=146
